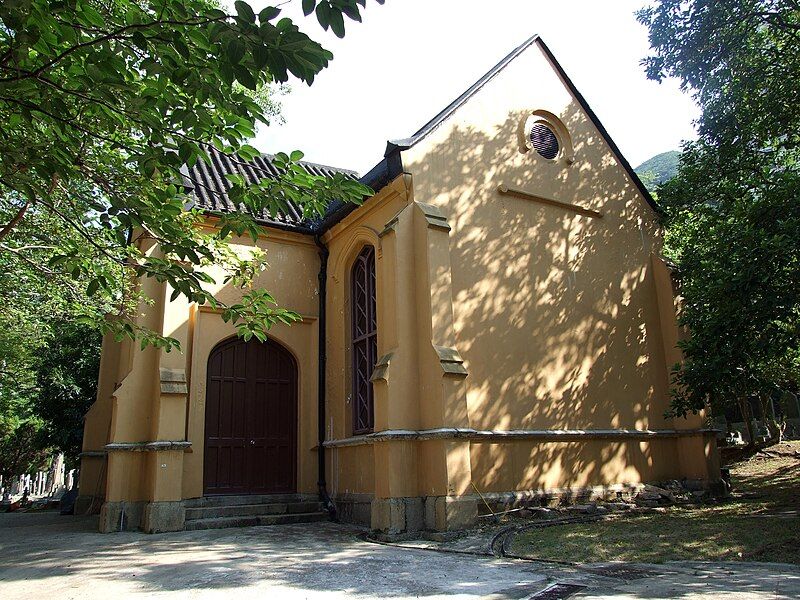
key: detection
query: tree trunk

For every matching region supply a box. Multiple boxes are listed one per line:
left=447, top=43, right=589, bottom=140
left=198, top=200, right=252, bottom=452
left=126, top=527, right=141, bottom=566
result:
left=739, top=396, right=756, bottom=447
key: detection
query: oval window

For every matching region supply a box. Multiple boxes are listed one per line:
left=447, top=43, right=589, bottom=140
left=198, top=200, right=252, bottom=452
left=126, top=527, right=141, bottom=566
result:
left=529, top=123, right=560, bottom=160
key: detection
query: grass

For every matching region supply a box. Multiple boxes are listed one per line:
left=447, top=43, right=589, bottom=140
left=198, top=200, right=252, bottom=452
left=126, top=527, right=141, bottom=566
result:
left=509, top=440, right=800, bottom=565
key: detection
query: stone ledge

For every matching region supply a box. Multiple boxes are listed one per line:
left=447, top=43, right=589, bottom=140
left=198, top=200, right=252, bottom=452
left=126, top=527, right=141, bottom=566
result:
left=105, top=441, right=192, bottom=452
left=323, top=427, right=719, bottom=448
left=415, top=202, right=451, bottom=231
left=160, top=368, right=188, bottom=395
left=433, top=345, right=468, bottom=377
left=79, top=450, right=107, bottom=458
left=370, top=352, right=393, bottom=383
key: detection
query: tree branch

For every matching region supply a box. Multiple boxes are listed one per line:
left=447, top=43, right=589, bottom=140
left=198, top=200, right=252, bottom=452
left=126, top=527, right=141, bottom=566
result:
left=0, top=16, right=231, bottom=82
left=37, top=195, right=122, bottom=265
left=0, top=200, right=31, bottom=242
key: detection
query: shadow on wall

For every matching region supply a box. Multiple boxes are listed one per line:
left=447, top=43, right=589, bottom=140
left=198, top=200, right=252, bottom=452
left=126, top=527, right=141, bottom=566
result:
left=411, top=104, right=681, bottom=490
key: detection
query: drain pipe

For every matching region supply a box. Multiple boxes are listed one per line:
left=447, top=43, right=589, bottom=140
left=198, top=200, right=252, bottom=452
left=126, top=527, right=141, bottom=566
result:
left=314, top=234, right=336, bottom=519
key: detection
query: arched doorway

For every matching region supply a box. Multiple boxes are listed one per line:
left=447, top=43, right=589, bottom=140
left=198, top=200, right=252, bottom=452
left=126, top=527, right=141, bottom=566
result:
left=203, top=337, right=297, bottom=496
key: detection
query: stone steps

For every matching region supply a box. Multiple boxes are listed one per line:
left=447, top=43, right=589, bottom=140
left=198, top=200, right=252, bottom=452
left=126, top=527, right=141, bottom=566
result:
left=185, top=510, right=329, bottom=531
left=186, top=500, right=323, bottom=520
left=185, top=494, right=308, bottom=509
left=183, top=494, right=329, bottom=531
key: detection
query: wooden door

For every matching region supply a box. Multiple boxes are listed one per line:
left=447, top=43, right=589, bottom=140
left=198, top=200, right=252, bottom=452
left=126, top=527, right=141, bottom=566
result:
left=203, top=337, right=297, bottom=496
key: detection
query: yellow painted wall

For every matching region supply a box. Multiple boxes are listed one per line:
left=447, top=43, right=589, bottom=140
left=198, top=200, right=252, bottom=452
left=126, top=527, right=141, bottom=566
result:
left=401, top=39, right=711, bottom=490
left=326, top=445, right=375, bottom=496
left=181, top=229, right=322, bottom=499
left=322, top=177, right=413, bottom=497
left=470, top=437, right=709, bottom=493
left=78, top=332, right=129, bottom=500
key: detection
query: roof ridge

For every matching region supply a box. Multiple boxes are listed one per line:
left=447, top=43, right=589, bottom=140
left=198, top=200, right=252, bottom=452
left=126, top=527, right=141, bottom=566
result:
left=258, top=151, right=360, bottom=176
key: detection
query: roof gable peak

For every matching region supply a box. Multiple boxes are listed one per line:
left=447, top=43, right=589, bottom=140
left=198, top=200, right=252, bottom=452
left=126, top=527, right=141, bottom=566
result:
left=386, top=34, right=540, bottom=156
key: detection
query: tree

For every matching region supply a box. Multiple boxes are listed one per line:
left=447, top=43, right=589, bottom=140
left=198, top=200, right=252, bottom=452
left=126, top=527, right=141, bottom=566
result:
left=657, top=145, right=800, bottom=440
left=34, top=321, right=101, bottom=464
left=0, top=0, right=378, bottom=354
left=638, top=1, right=800, bottom=439
left=0, top=203, right=82, bottom=475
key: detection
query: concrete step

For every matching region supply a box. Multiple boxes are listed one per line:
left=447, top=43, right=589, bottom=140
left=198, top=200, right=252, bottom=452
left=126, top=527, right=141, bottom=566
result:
left=185, top=501, right=324, bottom=521
left=184, top=510, right=329, bottom=531
left=184, top=494, right=308, bottom=509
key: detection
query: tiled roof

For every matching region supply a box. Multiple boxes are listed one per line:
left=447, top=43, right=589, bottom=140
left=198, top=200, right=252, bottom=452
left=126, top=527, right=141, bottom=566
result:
left=182, top=147, right=360, bottom=232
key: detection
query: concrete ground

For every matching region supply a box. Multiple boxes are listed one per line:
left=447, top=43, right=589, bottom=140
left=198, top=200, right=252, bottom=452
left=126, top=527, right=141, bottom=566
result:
left=0, top=512, right=798, bottom=599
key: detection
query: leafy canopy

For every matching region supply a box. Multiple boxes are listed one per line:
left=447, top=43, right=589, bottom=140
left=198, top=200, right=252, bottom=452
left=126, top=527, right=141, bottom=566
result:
left=0, top=0, right=379, bottom=352
left=638, top=1, right=800, bottom=417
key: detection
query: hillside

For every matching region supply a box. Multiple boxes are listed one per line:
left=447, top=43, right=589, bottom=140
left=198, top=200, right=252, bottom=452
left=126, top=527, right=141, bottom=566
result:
left=634, top=150, right=680, bottom=190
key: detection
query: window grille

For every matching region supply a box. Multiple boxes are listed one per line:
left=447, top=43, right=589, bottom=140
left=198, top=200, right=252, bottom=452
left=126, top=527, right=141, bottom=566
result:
left=351, top=246, right=377, bottom=434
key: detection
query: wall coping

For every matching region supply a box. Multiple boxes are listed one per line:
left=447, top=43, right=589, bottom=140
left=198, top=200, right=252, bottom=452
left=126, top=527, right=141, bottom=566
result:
left=105, top=441, right=192, bottom=452
left=323, top=427, right=719, bottom=448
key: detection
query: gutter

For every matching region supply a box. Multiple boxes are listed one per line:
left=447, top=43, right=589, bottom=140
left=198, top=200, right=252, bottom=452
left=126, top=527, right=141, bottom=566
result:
left=314, top=233, right=336, bottom=519
left=315, top=149, right=404, bottom=234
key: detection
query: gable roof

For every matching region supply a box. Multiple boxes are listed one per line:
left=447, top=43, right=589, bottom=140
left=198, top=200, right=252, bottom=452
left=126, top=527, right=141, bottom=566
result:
left=184, top=35, right=660, bottom=235
left=534, top=39, right=661, bottom=215
left=385, top=35, right=660, bottom=215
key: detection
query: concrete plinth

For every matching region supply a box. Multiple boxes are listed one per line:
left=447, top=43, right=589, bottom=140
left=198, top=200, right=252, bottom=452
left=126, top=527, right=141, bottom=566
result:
left=334, top=493, right=373, bottom=526
left=99, top=501, right=145, bottom=532
left=424, top=495, right=478, bottom=532
left=142, top=501, right=186, bottom=533
left=370, top=495, right=477, bottom=539
left=371, top=497, right=424, bottom=538
left=99, top=500, right=186, bottom=532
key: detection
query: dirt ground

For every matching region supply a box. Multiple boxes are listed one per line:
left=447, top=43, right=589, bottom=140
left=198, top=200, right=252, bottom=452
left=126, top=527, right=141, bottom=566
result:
left=510, top=440, right=800, bottom=565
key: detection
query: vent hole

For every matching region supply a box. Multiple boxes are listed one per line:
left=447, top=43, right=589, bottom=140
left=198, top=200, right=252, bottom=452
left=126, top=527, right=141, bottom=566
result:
left=530, top=123, right=560, bottom=160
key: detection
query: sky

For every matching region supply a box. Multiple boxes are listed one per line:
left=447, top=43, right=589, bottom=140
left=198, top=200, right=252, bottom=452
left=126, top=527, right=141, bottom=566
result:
left=249, top=0, right=699, bottom=175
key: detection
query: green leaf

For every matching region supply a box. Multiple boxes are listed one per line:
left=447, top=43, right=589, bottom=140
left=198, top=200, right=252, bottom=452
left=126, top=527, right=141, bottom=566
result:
left=80, top=5, right=105, bottom=28
left=235, top=1, right=256, bottom=23
left=253, top=45, right=269, bottom=69
left=259, top=6, right=281, bottom=22
left=238, top=144, right=261, bottom=160
left=341, top=4, right=362, bottom=22
left=315, top=2, right=331, bottom=30
left=174, top=39, right=191, bottom=60
left=225, top=173, right=245, bottom=186
left=289, top=150, right=304, bottom=162
left=329, top=9, right=345, bottom=38
left=234, top=65, right=257, bottom=90
left=226, top=39, right=246, bottom=64
left=132, top=31, right=148, bottom=50
left=302, top=0, right=316, bottom=16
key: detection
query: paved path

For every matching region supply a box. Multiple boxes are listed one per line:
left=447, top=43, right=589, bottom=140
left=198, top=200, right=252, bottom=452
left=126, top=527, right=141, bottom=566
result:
left=0, top=512, right=798, bottom=599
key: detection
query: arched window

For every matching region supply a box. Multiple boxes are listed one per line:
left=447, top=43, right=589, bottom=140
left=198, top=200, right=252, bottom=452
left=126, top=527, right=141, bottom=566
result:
left=351, top=246, right=377, bottom=434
